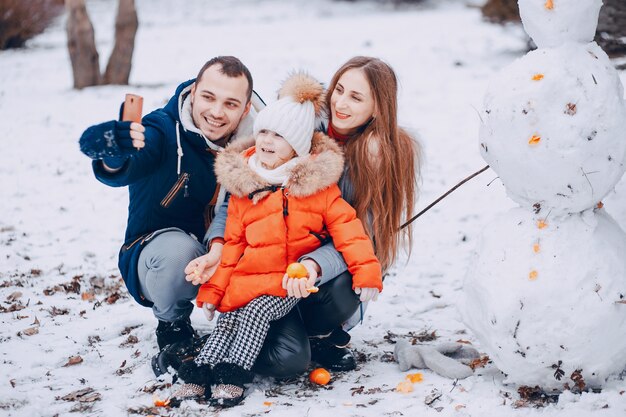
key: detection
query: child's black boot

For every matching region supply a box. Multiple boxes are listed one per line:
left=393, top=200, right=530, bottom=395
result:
left=209, top=362, right=253, bottom=407
left=169, top=361, right=212, bottom=407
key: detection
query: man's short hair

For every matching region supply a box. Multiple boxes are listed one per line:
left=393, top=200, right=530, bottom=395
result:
left=196, top=56, right=253, bottom=102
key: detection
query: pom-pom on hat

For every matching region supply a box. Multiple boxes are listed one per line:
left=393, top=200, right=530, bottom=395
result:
left=253, top=72, right=325, bottom=157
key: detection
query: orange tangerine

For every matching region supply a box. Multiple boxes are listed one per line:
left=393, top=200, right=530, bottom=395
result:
left=286, top=262, right=308, bottom=278
left=545, top=0, right=554, bottom=10
left=407, top=373, right=423, bottom=383
left=396, top=380, right=414, bottom=393
left=532, top=73, right=544, bottom=81
left=529, top=270, right=539, bottom=281
left=533, top=243, right=540, bottom=253
left=153, top=395, right=170, bottom=407
left=309, top=367, right=331, bottom=385
left=528, top=135, right=541, bottom=145
left=537, top=220, right=548, bottom=229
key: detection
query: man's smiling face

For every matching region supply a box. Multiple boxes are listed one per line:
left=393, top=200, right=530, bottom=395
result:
left=190, top=64, right=251, bottom=141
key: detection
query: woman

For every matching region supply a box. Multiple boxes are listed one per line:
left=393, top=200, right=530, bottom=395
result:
left=187, top=56, right=421, bottom=376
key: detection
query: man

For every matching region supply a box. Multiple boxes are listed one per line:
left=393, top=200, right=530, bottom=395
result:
left=79, top=56, right=257, bottom=350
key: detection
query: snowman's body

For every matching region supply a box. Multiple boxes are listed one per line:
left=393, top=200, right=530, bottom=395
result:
left=462, top=0, right=626, bottom=390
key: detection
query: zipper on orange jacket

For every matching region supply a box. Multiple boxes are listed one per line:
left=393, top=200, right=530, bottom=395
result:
left=281, top=187, right=289, bottom=269
left=282, top=187, right=289, bottom=216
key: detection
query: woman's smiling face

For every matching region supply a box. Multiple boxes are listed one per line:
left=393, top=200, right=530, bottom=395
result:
left=330, top=68, right=376, bottom=135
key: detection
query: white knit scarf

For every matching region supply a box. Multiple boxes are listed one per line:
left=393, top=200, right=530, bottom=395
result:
left=247, top=153, right=301, bottom=185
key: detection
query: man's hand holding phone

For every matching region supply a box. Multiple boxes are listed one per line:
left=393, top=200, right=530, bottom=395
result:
left=125, top=121, right=146, bottom=150
left=122, top=94, right=145, bottom=150
left=78, top=94, right=145, bottom=167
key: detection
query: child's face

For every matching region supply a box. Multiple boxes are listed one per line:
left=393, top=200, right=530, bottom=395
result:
left=256, top=129, right=296, bottom=169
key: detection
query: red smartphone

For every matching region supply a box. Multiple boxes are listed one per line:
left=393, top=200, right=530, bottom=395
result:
left=122, top=93, right=143, bottom=123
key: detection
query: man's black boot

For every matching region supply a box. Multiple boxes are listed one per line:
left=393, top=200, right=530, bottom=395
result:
left=310, top=333, right=357, bottom=372
left=155, top=317, right=196, bottom=350
left=152, top=334, right=209, bottom=377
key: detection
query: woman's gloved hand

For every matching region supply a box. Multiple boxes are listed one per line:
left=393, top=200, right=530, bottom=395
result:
left=354, top=287, right=379, bottom=302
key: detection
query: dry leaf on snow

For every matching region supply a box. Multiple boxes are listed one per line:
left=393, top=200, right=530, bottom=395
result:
left=21, top=327, right=39, bottom=336
left=63, top=356, right=83, bottom=367
left=58, top=387, right=101, bottom=402
left=6, top=291, right=22, bottom=302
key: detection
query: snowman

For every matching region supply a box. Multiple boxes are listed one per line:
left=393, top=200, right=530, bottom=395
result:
left=461, top=0, right=626, bottom=391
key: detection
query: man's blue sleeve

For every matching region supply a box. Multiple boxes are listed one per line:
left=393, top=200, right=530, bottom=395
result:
left=203, top=195, right=230, bottom=246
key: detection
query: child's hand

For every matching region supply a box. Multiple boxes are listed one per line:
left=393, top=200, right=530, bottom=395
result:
left=184, top=243, right=223, bottom=285
left=201, top=303, right=216, bottom=321
left=282, top=260, right=319, bottom=298
left=354, top=287, right=379, bottom=302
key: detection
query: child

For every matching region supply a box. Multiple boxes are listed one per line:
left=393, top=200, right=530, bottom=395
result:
left=174, top=72, right=382, bottom=407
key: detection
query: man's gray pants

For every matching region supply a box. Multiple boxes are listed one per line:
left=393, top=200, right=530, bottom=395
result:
left=137, top=228, right=205, bottom=322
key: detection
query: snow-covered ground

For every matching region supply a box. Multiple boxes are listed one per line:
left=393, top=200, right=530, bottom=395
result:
left=1, top=0, right=625, bottom=416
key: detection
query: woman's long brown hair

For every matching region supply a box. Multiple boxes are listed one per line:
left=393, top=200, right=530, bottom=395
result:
left=327, top=56, right=421, bottom=270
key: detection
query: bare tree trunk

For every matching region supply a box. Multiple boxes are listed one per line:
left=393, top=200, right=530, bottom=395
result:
left=596, top=0, right=626, bottom=57
left=103, top=0, right=138, bottom=85
left=481, top=0, right=520, bottom=24
left=66, top=0, right=100, bottom=89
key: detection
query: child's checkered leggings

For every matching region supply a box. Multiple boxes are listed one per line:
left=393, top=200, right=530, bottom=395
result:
left=195, top=295, right=299, bottom=370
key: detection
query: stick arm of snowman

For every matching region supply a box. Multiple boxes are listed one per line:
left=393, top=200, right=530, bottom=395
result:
left=400, top=165, right=490, bottom=230
left=394, top=165, right=490, bottom=379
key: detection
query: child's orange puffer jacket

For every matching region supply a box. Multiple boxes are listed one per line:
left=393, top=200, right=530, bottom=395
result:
left=196, top=132, right=382, bottom=312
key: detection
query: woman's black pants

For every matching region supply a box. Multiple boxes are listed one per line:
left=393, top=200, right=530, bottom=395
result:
left=252, top=271, right=360, bottom=377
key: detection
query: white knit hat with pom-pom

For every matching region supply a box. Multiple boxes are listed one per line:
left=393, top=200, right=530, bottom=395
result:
left=253, top=72, right=324, bottom=156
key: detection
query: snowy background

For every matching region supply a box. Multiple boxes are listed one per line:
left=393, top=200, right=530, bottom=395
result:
left=1, top=0, right=625, bottom=416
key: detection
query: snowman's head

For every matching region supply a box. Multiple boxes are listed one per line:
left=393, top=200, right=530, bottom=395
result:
left=518, top=0, right=603, bottom=49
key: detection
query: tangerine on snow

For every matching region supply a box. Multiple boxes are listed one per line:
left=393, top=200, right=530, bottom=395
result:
left=309, top=368, right=331, bottom=385
left=153, top=395, right=170, bottom=407
left=532, top=73, right=545, bottom=81
left=407, top=373, right=423, bottom=383
left=545, top=0, right=554, bottom=10
left=396, top=380, right=414, bottom=393
left=286, top=262, right=308, bottom=278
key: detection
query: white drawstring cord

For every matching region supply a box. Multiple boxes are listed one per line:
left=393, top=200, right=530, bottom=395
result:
left=176, top=121, right=183, bottom=175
